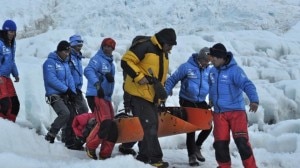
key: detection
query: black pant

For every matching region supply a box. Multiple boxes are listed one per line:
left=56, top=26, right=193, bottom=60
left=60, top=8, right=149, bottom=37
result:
left=131, top=96, right=163, bottom=163
left=62, top=101, right=78, bottom=147
left=179, top=98, right=213, bottom=156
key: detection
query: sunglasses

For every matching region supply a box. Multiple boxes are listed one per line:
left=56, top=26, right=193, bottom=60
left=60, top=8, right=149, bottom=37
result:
left=75, top=44, right=83, bottom=47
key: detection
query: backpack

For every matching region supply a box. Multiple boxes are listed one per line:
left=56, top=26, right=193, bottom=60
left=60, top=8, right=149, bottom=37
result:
left=130, top=35, right=151, bottom=48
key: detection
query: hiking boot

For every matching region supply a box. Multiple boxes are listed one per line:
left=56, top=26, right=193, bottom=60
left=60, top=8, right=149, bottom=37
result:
left=189, top=154, right=200, bottom=167
left=45, top=132, right=55, bottom=143
left=98, top=156, right=106, bottom=160
left=150, top=161, right=169, bottom=168
left=119, top=144, right=137, bottom=156
left=99, top=155, right=111, bottom=160
left=136, top=154, right=149, bottom=164
left=86, top=148, right=97, bottom=160
left=67, top=144, right=84, bottom=151
left=195, top=146, right=205, bottom=162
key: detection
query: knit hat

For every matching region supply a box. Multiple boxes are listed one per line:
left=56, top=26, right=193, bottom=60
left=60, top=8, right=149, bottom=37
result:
left=209, top=43, right=227, bottom=58
left=2, top=20, right=17, bottom=31
left=155, top=28, right=177, bottom=45
left=69, top=34, right=83, bottom=46
left=57, top=40, right=70, bottom=52
left=101, top=38, right=116, bottom=50
left=197, top=47, right=210, bottom=61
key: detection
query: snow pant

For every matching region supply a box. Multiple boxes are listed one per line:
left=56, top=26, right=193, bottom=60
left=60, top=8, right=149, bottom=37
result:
left=213, top=111, right=257, bottom=168
left=62, top=92, right=89, bottom=146
left=48, top=95, right=76, bottom=146
left=179, top=98, right=212, bottom=157
left=131, top=96, right=163, bottom=164
left=85, top=96, right=117, bottom=158
left=0, top=77, right=20, bottom=122
left=62, top=101, right=78, bottom=147
left=74, top=92, right=89, bottom=114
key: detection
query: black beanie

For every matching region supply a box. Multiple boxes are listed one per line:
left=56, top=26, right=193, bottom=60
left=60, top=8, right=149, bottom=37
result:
left=57, top=40, right=70, bottom=52
left=155, top=28, right=177, bottom=46
left=209, top=43, right=227, bottom=58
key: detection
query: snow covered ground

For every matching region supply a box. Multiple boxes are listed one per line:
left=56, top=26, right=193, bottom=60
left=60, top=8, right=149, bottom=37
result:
left=1, top=0, right=300, bottom=167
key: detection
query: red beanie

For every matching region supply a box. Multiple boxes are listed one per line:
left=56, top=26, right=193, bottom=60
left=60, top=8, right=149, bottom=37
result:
left=101, top=38, right=116, bottom=50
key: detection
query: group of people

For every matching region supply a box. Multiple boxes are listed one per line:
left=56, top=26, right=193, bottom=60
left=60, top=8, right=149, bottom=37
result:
left=43, top=34, right=119, bottom=161
left=0, top=19, right=259, bottom=168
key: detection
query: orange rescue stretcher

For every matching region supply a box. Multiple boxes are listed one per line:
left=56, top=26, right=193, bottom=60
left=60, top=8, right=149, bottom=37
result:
left=115, top=107, right=213, bottom=143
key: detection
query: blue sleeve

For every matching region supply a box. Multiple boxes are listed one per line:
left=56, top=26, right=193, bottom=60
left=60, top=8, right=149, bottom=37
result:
left=165, top=64, right=188, bottom=95
left=12, top=43, right=19, bottom=77
left=233, top=66, right=259, bottom=103
left=12, top=62, right=19, bottom=77
left=84, top=56, right=102, bottom=86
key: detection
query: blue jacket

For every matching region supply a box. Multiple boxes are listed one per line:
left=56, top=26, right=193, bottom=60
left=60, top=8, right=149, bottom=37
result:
left=43, top=52, right=76, bottom=96
left=84, top=49, right=115, bottom=101
left=69, top=48, right=84, bottom=90
left=208, top=53, right=259, bottom=113
left=165, top=54, right=211, bottom=103
left=0, top=39, right=19, bottom=78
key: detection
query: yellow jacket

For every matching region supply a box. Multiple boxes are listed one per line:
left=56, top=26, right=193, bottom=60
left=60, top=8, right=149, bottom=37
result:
left=121, top=35, right=169, bottom=103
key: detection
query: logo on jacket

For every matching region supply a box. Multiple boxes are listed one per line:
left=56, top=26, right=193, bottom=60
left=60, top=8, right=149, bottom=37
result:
left=2, top=46, right=11, bottom=55
left=102, top=63, right=110, bottom=73
left=221, top=74, right=228, bottom=79
left=187, top=69, right=197, bottom=79
left=55, top=63, right=64, bottom=70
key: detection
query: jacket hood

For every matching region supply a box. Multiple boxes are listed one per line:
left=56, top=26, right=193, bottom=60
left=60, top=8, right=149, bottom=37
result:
left=187, top=53, right=200, bottom=67
left=71, top=48, right=84, bottom=59
left=220, top=52, right=236, bottom=70
left=97, top=49, right=113, bottom=63
left=48, top=51, right=68, bottom=62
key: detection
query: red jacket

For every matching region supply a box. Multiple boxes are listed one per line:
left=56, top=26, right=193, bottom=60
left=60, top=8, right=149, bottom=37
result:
left=72, top=113, right=95, bottom=137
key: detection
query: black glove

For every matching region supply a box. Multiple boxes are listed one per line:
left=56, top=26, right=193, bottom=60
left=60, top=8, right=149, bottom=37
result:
left=153, top=81, right=168, bottom=103
left=105, top=73, right=114, bottom=83
left=76, top=88, right=82, bottom=95
left=145, top=75, right=155, bottom=84
left=65, top=88, right=73, bottom=95
left=65, top=88, right=76, bottom=101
